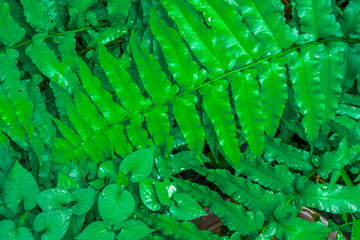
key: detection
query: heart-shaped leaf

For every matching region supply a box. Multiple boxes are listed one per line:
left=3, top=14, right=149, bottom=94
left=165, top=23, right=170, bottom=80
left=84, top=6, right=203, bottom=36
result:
left=139, top=178, right=161, bottom=211
left=71, top=187, right=96, bottom=215
left=98, top=184, right=134, bottom=225
left=169, top=193, right=207, bottom=220
left=116, top=220, right=154, bottom=240
left=35, top=188, right=72, bottom=211
left=76, top=221, right=115, bottom=240
left=0, top=220, right=34, bottom=240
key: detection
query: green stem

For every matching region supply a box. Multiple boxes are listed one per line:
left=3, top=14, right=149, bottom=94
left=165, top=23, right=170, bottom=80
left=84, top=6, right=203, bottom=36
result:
left=0, top=22, right=110, bottom=54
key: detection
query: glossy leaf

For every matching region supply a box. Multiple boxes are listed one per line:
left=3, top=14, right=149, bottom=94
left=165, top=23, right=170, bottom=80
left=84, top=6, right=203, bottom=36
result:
left=116, top=220, right=154, bottom=240
left=139, top=178, right=161, bottom=211
left=169, top=193, right=207, bottom=221
left=76, top=221, right=115, bottom=240
left=0, top=1, right=25, bottom=46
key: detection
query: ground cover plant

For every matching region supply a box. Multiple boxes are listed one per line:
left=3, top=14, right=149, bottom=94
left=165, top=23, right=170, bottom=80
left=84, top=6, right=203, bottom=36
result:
left=0, top=0, right=360, bottom=239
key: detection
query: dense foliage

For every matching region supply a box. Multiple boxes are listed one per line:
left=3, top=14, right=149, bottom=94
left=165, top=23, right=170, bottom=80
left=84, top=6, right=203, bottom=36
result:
left=1, top=0, right=360, bottom=239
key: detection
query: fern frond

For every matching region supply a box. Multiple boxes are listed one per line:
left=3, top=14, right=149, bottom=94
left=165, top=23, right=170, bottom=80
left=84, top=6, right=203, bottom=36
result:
left=126, top=114, right=153, bottom=150
left=145, top=106, right=173, bottom=155
left=43, top=0, right=69, bottom=32
left=138, top=212, right=219, bottom=240
left=160, top=0, right=235, bottom=77
left=20, top=0, right=54, bottom=33
left=174, top=178, right=264, bottom=236
left=340, top=0, right=360, bottom=38
left=149, top=8, right=207, bottom=90
left=256, top=57, right=288, bottom=137
left=54, top=31, right=79, bottom=73
left=193, top=166, right=286, bottom=217
left=288, top=45, right=324, bottom=146
left=230, top=69, right=265, bottom=157
left=199, top=80, right=240, bottom=167
left=238, top=156, right=295, bottom=194
left=0, top=1, right=25, bottom=46
left=320, top=42, right=344, bottom=122
left=25, top=35, right=80, bottom=94
left=105, top=125, right=133, bottom=158
left=79, top=60, right=127, bottom=125
left=68, top=0, right=97, bottom=28
left=130, top=31, right=179, bottom=105
left=296, top=180, right=360, bottom=213
left=170, top=151, right=210, bottom=174
left=187, top=0, right=262, bottom=66
left=229, top=0, right=298, bottom=55
left=271, top=205, right=331, bottom=240
left=172, top=95, right=204, bottom=155
left=98, top=44, right=152, bottom=114
left=264, top=136, right=313, bottom=172
left=293, top=0, right=343, bottom=44
left=27, top=75, right=57, bottom=147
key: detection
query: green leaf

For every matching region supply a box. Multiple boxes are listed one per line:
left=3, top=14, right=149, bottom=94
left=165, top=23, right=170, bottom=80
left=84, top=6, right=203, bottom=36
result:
left=352, top=215, right=360, bottom=240
left=33, top=208, right=72, bottom=240
left=35, top=187, right=72, bottom=211
left=154, top=181, right=176, bottom=206
left=25, top=34, right=80, bottom=94
left=293, top=0, right=342, bottom=44
left=230, top=69, right=265, bottom=156
left=105, top=125, right=133, bottom=158
left=0, top=1, right=25, bottom=46
left=199, top=80, right=240, bottom=168
left=288, top=45, right=324, bottom=146
left=44, top=0, right=68, bottom=32
left=170, top=151, right=210, bottom=174
left=20, top=0, right=54, bottom=32
left=169, top=193, right=207, bottom=221
left=174, top=178, right=264, bottom=235
left=160, top=0, right=234, bottom=77
left=140, top=178, right=161, bottom=211
left=145, top=106, right=173, bottom=155
left=340, top=0, right=360, bottom=38
left=130, top=30, right=179, bottom=105
left=3, top=161, right=39, bottom=212
left=76, top=221, right=115, bottom=240
left=187, top=0, right=262, bottom=66
left=271, top=205, right=331, bottom=240
left=68, top=0, right=97, bottom=28
left=98, top=184, right=135, bottom=225
left=79, top=60, right=127, bottom=125
left=0, top=220, right=34, bottom=240
left=257, top=57, right=288, bottom=137
left=108, top=0, right=132, bottom=26
left=98, top=43, right=152, bottom=114
left=116, top=220, right=154, bottom=240
left=71, top=187, right=96, bottom=215
left=57, top=173, right=79, bottom=191
left=54, top=31, right=80, bottom=73
left=229, top=0, right=298, bottom=55
left=149, top=8, right=207, bottom=90
left=172, top=95, right=204, bottom=155
left=120, top=146, right=155, bottom=182
left=296, top=181, right=360, bottom=213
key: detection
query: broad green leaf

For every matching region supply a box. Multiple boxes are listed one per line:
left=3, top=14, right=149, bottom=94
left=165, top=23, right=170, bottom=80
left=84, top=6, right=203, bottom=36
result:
left=108, top=0, right=132, bottom=26
left=199, top=80, right=240, bottom=168
left=35, top=188, right=72, bottom=211
left=68, top=0, right=97, bottom=28
left=140, top=178, right=161, bottom=211
left=340, top=0, right=360, bottom=38
left=154, top=181, right=176, bottom=206
left=120, top=146, right=155, bottom=182
left=98, top=43, right=152, bottom=114
left=57, top=173, right=80, bottom=191
left=20, top=0, right=54, bottom=32
left=0, top=220, right=34, bottom=240
left=105, top=125, right=133, bottom=158
left=126, top=114, right=153, bottom=150
left=33, top=208, right=72, bottom=240
left=79, top=60, right=126, bottom=125
left=71, top=187, right=96, bottom=215
left=54, top=31, right=80, bottom=73
left=98, top=184, right=135, bottom=225
left=296, top=181, right=360, bottom=213
left=0, top=1, right=25, bottom=46
left=98, top=161, right=117, bottom=180
left=149, top=8, right=207, bottom=90
left=76, top=221, right=115, bottom=240
left=352, top=215, right=360, bottom=240
left=116, top=220, right=154, bottom=240
left=3, top=161, right=39, bottom=212
left=160, top=0, right=234, bottom=77
left=229, top=0, right=297, bottom=55
left=130, top=30, right=179, bottom=105
left=172, top=95, right=204, bottom=155
left=170, top=151, right=210, bottom=174
left=293, top=0, right=342, bottom=44
left=230, top=69, right=265, bottom=156
left=145, top=106, right=173, bottom=155
left=169, top=193, right=207, bottom=221
left=288, top=45, right=324, bottom=146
